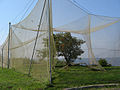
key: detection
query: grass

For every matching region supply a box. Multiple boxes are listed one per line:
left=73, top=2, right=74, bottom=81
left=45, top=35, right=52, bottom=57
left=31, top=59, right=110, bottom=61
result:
left=0, top=68, right=47, bottom=89
left=12, top=58, right=50, bottom=82
left=0, top=65, right=120, bottom=89
left=46, top=66, right=120, bottom=89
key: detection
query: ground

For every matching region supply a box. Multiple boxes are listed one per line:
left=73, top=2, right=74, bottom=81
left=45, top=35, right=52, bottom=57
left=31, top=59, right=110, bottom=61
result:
left=0, top=65, right=120, bottom=89
left=0, top=68, right=46, bottom=89
left=47, top=66, right=120, bottom=89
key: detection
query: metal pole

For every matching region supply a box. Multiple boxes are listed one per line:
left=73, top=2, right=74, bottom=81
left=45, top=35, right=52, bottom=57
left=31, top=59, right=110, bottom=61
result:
left=2, top=47, right=3, bottom=69
left=48, top=0, right=52, bottom=84
left=8, top=22, right=11, bottom=69
left=28, top=0, right=47, bottom=76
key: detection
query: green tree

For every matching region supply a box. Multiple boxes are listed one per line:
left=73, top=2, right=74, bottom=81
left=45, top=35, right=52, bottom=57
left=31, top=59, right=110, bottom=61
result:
left=54, top=32, right=85, bottom=66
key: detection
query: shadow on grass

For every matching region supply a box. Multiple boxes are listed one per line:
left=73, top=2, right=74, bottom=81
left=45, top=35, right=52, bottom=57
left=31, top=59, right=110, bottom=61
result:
left=105, top=66, right=120, bottom=71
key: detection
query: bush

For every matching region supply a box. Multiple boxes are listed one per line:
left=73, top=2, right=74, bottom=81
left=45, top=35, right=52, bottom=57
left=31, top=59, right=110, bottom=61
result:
left=98, top=58, right=111, bottom=67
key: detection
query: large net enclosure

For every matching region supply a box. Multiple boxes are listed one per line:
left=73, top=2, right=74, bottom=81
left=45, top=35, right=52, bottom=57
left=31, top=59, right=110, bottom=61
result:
left=0, top=0, right=120, bottom=82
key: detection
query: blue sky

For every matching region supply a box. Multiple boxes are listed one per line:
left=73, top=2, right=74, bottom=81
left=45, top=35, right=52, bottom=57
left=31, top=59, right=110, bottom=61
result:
left=76, top=0, right=120, bottom=17
left=0, top=0, right=120, bottom=45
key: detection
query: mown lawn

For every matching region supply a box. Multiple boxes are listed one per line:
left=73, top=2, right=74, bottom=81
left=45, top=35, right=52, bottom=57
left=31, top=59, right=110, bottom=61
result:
left=0, top=66, right=120, bottom=89
left=47, top=66, right=120, bottom=89
left=0, top=68, right=47, bottom=89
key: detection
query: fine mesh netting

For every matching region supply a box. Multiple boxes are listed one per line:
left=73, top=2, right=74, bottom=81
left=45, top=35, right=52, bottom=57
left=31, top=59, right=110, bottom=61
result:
left=52, top=0, right=120, bottom=66
left=0, top=0, right=120, bottom=82
left=10, top=0, right=53, bottom=82
left=0, top=36, right=10, bottom=68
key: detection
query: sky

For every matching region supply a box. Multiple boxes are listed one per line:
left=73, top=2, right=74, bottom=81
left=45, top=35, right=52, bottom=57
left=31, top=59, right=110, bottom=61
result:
left=75, top=0, right=120, bottom=17
left=0, top=0, right=120, bottom=45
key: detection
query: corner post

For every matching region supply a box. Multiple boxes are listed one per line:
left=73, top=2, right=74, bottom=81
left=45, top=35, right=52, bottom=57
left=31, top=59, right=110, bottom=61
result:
left=8, top=22, right=11, bottom=69
left=48, top=0, right=52, bottom=84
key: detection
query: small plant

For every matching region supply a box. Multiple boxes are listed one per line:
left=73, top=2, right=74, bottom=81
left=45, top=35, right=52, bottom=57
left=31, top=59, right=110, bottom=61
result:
left=98, top=58, right=111, bottom=67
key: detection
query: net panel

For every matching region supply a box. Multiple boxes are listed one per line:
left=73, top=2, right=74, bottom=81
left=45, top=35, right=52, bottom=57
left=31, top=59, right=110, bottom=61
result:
left=0, top=0, right=120, bottom=83
left=90, top=20, right=120, bottom=66
left=52, top=0, right=120, bottom=67
left=1, top=37, right=9, bottom=68
left=9, top=0, right=53, bottom=83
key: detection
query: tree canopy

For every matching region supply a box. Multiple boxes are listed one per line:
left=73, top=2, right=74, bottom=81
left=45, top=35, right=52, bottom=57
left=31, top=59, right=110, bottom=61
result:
left=54, top=32, right=85, bottom=66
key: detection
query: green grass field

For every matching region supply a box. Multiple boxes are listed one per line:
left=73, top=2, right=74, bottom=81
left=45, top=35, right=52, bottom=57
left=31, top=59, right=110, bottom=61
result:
left=0, top=68, right=46, bottom=89
left=0, top=66, right=120, bottom=89
left=47, top=66, right=120, bottom=89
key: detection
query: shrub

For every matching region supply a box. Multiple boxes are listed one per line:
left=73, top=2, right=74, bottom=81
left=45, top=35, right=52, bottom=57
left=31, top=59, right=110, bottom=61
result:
left=98, top=58, right=111, bottom=67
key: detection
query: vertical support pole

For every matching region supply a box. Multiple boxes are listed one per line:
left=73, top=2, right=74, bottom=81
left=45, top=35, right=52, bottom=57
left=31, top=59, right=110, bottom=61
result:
left=48, top=0, right=52, bottom=84
left=28, top=0, right=46, bottom=76
left=8, top=22, right=11, bottom=69
left=2, top=47, right=4, bottom=69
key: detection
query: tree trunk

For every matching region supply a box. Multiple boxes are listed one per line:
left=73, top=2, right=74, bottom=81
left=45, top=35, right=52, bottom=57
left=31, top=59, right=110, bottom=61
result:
left=64, top=53, right=71, bottom=66
left=66, top=58, right=71, bottom=66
